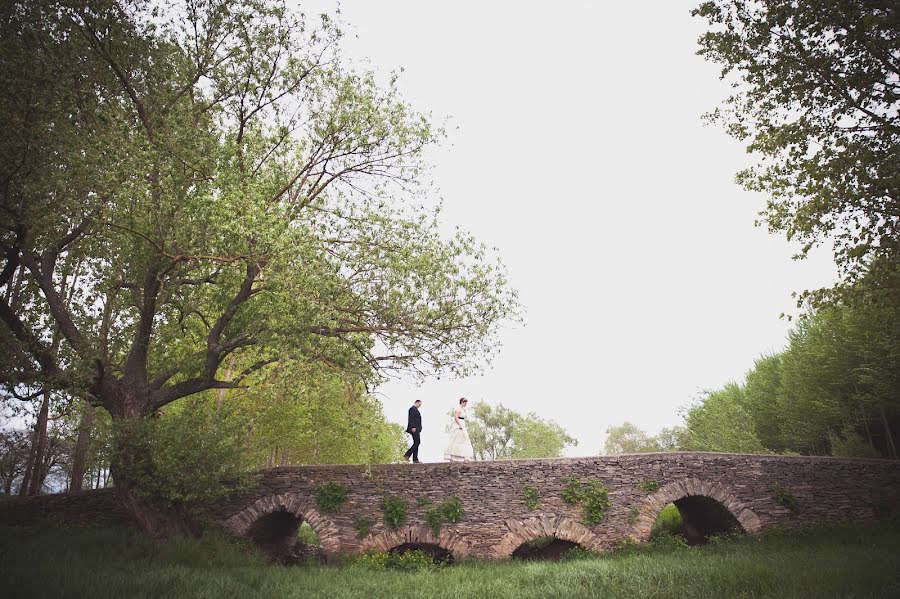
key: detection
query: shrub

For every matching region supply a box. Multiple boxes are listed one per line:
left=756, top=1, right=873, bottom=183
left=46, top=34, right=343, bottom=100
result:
left=638, top=480, right=660, bottom=492
left=354, top=516, right=373, bottom=539
left=315, top=482, right=348, bottom=513
left=561, top=545, right=600, bottom=561
left=416, top=496, right=432, bottom=507
left=387, top=549, right=436, bottom=571
left=649, top=530, right=689, bottom=550
left=380, top=495, right=408, bottom=529
left=297, top=522, right=320, bottom=546
left=651, top=503, right=683, bottom=537
left=356, top=549, right=436, bottom=571
left=523, top=486, right=540, bottom=509
left=110, top=397, right=252, bottom=510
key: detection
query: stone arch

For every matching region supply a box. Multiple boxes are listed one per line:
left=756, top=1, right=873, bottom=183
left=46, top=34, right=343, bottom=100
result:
left=493, top=515, right=603, bottom=559
left=222, top=492, right=342, bottom=557
left=631, top=478, right=762, bottom=542
left=360, top=524, right=474, bottom=559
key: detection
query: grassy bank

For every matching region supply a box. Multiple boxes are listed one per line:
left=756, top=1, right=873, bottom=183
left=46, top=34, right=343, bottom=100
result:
left=1, top=521, right=898, bottom=599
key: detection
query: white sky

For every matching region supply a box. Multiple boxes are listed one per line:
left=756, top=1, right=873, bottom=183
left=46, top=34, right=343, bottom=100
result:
left=303, top=1, right=838, bottom=461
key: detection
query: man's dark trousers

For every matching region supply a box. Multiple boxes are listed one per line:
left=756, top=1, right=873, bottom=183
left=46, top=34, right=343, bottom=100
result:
left=404, top=431, right=421, bottom=461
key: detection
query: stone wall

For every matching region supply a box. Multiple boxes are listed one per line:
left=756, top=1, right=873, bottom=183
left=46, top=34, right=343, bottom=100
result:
left=2, top=453, right=899, bottom=560
left=211, top=453, right=900, bottom=559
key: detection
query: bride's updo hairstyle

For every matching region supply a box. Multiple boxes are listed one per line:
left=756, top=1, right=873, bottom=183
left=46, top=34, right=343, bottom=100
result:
left=459, top=397, right=468, bottom=405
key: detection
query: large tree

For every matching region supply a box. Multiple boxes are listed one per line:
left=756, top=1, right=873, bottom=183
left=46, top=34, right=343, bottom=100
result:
left=693, top=0, right=899, bottom=303
left=0, top=0, right=518, bottom=533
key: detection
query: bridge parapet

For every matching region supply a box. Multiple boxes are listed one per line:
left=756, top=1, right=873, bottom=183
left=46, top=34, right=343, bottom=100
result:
left=209, top=452, right=900, bottom=559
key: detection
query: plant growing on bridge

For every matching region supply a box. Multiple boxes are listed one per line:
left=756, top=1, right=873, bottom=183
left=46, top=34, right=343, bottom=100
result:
left=315, top=482, right=349, bottom=513
left=417, top=496, right=432, bottom=507
left=628, top=506, right=640, bottom=526
left=638, top=480, right=660, bottom=493
left=440, top=495, right=464, bottom=523
left=354, top=516, right=373, bottom=539
left=425, top=506, right=443, bottom=536
left=381, top=495, right=408, bottom=529
left=523, top=486, right=540, bottom=510
left=771, top=484, right=799, bottom=513
left=560, top=476, right=611, bottom=525
left=561, top=476, right=583, bottom=505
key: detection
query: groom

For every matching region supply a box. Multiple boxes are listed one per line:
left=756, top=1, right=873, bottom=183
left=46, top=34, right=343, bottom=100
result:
left=404, top=400, right=423, bottom=463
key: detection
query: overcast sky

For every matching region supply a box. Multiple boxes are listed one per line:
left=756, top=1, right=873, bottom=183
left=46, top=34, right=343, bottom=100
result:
left=302, top=1, right=837, bottom=461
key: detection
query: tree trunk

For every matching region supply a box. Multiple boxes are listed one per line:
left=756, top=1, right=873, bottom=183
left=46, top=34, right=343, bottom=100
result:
left=70, top=403, right=96, bottom=491
left=115, top=483, right=200, bottom=538
left=879, top=405, right=898, bottom=460
left=26, top=389, right=52, bottom=495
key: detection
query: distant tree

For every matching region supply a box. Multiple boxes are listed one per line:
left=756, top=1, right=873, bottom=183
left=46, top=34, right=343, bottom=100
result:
left=602, top=422, right=684, bottom=454
left=603, top=422, right=660, bottom=455
left=693, top=1, right=900, bottom=305
left=681, top=384, right=767, bottom=454
left=0, top=429, right=30, bottom=494
left=467, top=402, right=576, bottom=460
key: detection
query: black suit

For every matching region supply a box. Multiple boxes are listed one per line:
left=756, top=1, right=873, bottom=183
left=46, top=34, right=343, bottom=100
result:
left=404, top=405, right=422, bottom=461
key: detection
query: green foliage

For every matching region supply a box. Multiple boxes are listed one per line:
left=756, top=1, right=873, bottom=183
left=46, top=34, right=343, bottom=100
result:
left=604, top=422, right=685, bottom=454
left=649, top=531, right=690, bottom=551
left=560, top=545, right=601, bottom=561
left=468, top=402, right=576, bottom=460
left=771, top=485, right=799, bottom=513
left=560, top=476, right=611, bottom=525
left=681, top=384, right=767, bottom=454
left=685, top=291, right=900, bottom=459
left=693, top=1, right=900, bottom=299
left=523, top=486, right=540, bottom=510
left=4, top=522, right=900, bottom=597
left=380, top=495, right=407, bottom=530
left=581, top=482, right=612, bottom=526
left=422, top=495, right=463, bottom=536
left=297, top=522, right=320, bottom=546
left=416, top=496, right=432, bottom=507
left=561, top=476, right=583, bottom=505
left=110, top=397, right=251, bottom=509
left=0, top=0, right=520, bottom=528
left=315, top=482, right=348, bottom=513
left=651, top=504, right=684, bottom=538
left=627, top=507, right=640, bottom=526
left=440, top=495, right=464, bottom=523
left=354, top=516, right=373, bottom=539
left=424, top=506, right=443, bottom=536
left=357, top=549, right=437, bottom=572
left=638, top=480, right=660, bottom=493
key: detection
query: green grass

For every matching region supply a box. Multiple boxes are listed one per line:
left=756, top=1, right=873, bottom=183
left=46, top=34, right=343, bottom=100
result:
left=1, top=521, right=898, bottom=598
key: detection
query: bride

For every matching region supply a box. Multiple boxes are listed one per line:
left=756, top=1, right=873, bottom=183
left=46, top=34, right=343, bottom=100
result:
left=444, top=397, right=475, bottom=462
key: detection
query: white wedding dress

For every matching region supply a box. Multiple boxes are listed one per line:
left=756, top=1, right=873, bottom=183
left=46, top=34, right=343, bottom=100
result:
left=444, top=407, right=475, bottom=462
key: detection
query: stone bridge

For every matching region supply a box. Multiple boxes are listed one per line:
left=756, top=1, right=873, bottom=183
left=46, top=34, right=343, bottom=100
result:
left=206, top=453, right=900, bottom=560
left=2, top=453, right=898, bottom=561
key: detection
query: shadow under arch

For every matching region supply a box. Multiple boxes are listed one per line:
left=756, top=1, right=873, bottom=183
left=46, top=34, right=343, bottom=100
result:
left=360, top=525, right=473, bottom=559
left=631, top=478, right=762, bottom=543
left=221, top=492, right=341, bottom=559
left=493, top=515, right=603, bottom=559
